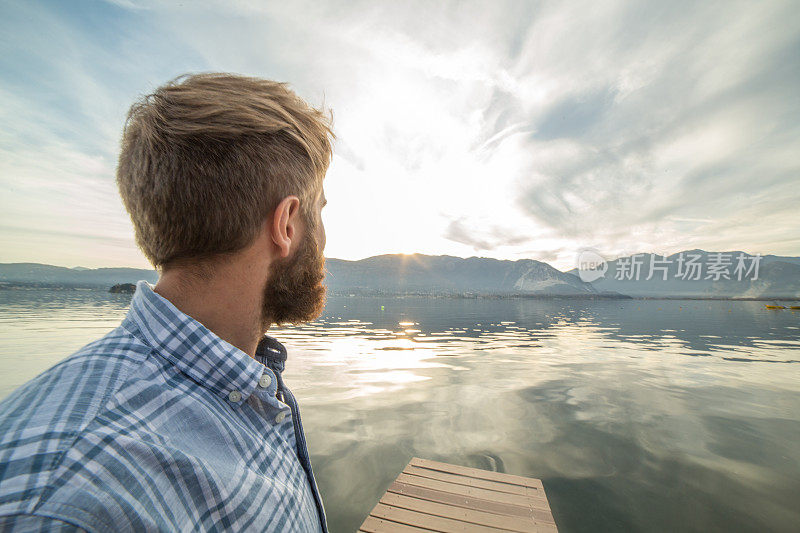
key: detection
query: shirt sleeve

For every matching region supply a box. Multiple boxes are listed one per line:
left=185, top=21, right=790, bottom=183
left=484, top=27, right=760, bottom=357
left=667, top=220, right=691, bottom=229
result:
left=0, top=514, right=88, bottom=532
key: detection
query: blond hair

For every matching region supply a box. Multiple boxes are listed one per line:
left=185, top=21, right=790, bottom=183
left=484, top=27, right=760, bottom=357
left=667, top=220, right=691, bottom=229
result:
left=116, top=73, right=334, bottom=270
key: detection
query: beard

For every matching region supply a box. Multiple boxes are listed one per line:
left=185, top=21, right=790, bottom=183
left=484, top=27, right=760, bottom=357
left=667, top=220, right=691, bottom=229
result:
left=260, top=220, right=327, bottom=328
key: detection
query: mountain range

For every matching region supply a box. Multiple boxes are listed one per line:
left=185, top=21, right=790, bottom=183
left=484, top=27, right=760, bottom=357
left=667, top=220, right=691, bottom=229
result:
left=567, top=250, right=800, bottom=298
left=1, top=250, right=798, bottom=298
left=325, top=255, right=598, bottom=296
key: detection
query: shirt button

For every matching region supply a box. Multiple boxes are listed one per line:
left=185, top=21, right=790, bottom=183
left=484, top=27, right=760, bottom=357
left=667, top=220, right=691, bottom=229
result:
left=228, top=390, right=242, bottom=403
left=275, top=410, right=288, bottom=424
left=258, top=374, right=272, bottom=389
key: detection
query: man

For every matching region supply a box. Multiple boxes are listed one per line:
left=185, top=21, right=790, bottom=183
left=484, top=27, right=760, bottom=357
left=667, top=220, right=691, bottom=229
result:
left=0, top=73, right=334, bottom=532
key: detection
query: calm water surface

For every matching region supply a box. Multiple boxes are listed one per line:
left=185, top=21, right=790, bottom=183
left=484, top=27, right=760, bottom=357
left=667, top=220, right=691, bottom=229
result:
left=1, top=289, right=799, bottom=532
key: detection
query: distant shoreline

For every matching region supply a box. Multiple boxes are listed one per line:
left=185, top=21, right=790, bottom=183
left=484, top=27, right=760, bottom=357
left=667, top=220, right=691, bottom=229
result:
left=3, top=253, right=799, bottom=300
left=2, top=283, right=799, bottom=301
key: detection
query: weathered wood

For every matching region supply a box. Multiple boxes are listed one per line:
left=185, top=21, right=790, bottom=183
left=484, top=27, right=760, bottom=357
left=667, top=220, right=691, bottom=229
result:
left=379, top=492, right=540, bottom=533
left=403, top=464, right=545, bottom=500
left=360, top=458, right=558, bottom=532
left=359, top=515, right=435, bottom=532
left=395, top=473, right=546, bottom=509
left=388, top=482, right=538, bottom=520
left=371, top=504, right=509, bottom=533
left=410, top=458, right=545, bottom=490
left=387, top=483, right=556, bottom=525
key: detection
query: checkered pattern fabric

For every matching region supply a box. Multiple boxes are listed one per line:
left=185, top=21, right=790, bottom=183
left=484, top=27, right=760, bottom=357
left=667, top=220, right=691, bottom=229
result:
left=0, top=280, right=326, bottom=532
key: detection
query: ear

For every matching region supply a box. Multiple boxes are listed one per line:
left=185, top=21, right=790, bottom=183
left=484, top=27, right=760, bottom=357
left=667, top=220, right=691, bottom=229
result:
left=270, top=195, right=301, bottom=258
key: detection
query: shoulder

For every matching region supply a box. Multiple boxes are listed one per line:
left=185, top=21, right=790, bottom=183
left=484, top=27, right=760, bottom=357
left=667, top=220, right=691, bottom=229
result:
left=0, top=324, right=152, bottom=431
left=0, top=325, right=154, bottom=517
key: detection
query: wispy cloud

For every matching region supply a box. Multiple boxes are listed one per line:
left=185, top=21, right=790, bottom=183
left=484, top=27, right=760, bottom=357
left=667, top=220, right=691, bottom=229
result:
left=1, top=0, right=798, bottom=269
left=444, top=218, right=532, bottom=252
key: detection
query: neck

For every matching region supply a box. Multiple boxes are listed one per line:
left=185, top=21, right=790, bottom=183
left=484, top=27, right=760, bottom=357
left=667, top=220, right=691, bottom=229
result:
left=153, top=260, right=269, bottom=359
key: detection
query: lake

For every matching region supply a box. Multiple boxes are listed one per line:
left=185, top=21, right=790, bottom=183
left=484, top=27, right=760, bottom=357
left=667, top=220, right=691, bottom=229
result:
left=1, top=289, right=799, bottom=532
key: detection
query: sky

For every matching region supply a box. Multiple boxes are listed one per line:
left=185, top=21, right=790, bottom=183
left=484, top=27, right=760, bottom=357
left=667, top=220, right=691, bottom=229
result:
left=0, top=0, right=798, bottom=270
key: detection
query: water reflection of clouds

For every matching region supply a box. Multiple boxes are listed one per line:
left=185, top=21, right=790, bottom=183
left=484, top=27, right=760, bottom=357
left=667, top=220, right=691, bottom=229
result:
left=274, top=297, right=800, bottom=411
left=303, top=301, right=800, bottom=362
left=3, top=291, right=800, bottom=531
left=274, top=321, right=452, bottom=400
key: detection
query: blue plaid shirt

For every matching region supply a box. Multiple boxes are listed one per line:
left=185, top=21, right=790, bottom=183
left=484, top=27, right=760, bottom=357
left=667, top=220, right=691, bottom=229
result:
left=0, top=280, right=327, bottom=532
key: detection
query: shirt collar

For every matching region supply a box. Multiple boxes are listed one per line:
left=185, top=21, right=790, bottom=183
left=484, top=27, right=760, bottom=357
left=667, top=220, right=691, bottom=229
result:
left=122, top=280, right=281, bottom=402
left=254, top=334, right=288, bottom=374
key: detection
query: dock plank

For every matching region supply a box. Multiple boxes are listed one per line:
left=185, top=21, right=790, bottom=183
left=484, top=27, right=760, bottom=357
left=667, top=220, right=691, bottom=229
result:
left=395, top=473, right=548, bottom=509
left=379, top=492, right=540, bottom=533
left=359, top=515, right=436, bottom=532
left=387, top=482, right=556, bottom=524
left=410, top=458, right=545, bottom=490
left=403, top=464, right=546, bottom=500
left=360, top=458, right=558, bottom=532
left=371, top=504, right=509, bottom=533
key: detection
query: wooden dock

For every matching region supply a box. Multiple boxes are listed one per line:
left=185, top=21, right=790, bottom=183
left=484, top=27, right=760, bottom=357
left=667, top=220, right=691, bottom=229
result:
left=359, top=457, right=558, bottom=532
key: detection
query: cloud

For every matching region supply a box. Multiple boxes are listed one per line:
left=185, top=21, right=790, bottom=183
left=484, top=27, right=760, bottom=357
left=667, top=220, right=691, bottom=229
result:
left=1, top=0, right=798, bottom=270
left=444, top=218, right=532, bottom=252
left=501, top=0, right=800, bottom=264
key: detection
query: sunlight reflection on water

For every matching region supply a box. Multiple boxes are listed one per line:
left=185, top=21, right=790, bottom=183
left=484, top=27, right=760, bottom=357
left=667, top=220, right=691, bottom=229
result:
left=1, top=291, right=799, bottom=532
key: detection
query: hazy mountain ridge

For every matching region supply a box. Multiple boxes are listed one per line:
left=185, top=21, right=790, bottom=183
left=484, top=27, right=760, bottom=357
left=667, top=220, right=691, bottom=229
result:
left=0, top=255, right=598, bottom=296
left=2, top=249, right=798, bottom=298
left=569, top=250, right=800, bottom=298
left=324, top=254, right=597, bottom=295
left=0, top=263, right=159, bottom=288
